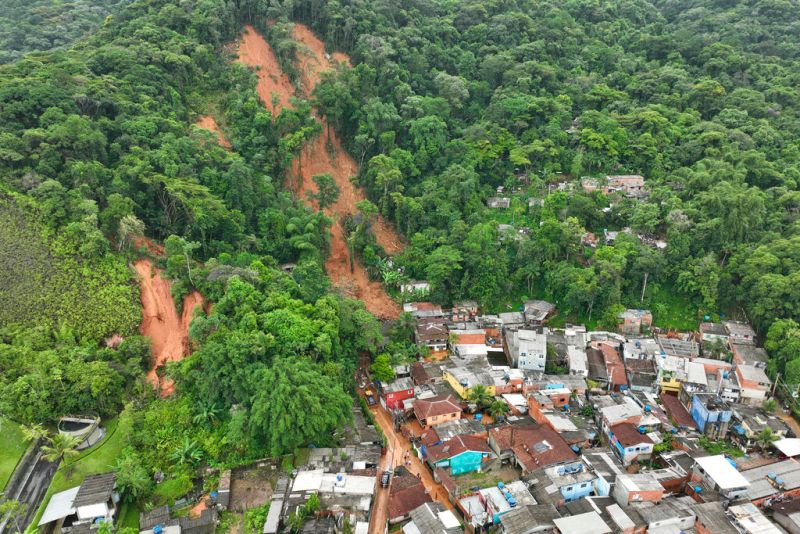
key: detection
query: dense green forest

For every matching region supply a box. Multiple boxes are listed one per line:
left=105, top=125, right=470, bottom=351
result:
left=2, top=0, right=800, bottom=508
left=0, top=0, right=132, bottom=64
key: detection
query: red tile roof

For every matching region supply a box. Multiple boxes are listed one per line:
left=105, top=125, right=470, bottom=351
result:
left=425, top=435, right=490, bottom=463
left=453, top=332, right=486, bottom=345
left=388, top=469, right=432, bottom=520
left=491, top=425, right=577, bottom=469
left=414, top=395, right=462, bottom=420
left=410, top=362, right=431, bottom=385
left=611, top=423, right=654, bottom=447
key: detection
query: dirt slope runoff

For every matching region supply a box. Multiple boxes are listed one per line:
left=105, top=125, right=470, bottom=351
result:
left=135, top=259, right=203, bottom=396
left=236, top=24, right=402, bottom=319
left=195, top=115, right=231, bottom=148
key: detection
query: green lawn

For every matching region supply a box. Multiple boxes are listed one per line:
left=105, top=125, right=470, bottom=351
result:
left=118, top=502, right=141, bottom=530
left=33, top=417, right=128, bottom=526
left=0, top=418, right=30, bottom=491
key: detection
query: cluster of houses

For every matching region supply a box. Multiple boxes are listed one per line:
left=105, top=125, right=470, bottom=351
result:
left=362, top=299, right=800, bottom=534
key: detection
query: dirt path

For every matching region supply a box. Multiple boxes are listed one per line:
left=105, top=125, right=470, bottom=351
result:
left=779, top=410, right=800, bottom=437
left=195, top=115, right=231, bottom=149
left=134, top=259, right=203, bottom=396
left=369, top=404, right=454, bottom=534
left=236, top=24, right=401, bottom=318
left=237, top=25, right=295, bottom=115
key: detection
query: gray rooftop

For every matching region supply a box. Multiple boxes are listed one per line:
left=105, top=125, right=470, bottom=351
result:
left=73, top=472, right=115, bottom=507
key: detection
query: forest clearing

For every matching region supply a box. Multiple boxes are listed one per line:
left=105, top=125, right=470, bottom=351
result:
left=237, top=24, right=402, bottom=318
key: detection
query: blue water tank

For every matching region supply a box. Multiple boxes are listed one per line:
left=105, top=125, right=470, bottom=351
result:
left=638, top=426, right=646, bottom=434
left=497, top=482, right=505, bottom=489
left=475, top=413, right=483, bottom=421
left=695, top=486, right=702, bottom=493
left=726, top=457, right=737, bottom=468
left=337, top=474, right=343, bottom=481
left=645, top=405, right=651, bottom=412
left=154, top=526, right=163, bottom=534
left=210, top=491, right=218, bottom=499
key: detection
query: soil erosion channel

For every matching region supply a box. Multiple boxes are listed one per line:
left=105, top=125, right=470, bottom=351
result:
left=135, top=259, right=203, bottom=396
left=237, top=24, right=403, bottom=319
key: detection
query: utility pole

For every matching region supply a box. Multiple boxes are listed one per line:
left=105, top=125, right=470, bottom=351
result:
left=641, top=272, right=649, bottom=303
left=772, top=372, right=781, bottom=398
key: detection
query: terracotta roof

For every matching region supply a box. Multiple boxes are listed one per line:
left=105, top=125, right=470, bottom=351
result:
left=414, top=395, right=462, bottom=420
left=611, top=423, right=654, bottom=447
left=410, top=362, right=431, bottom=384
left=660, top=393, right=697, bottom=429
left=419, top=427, right=441, bottom=447
left=426, top=435, right=490, bottom=463
left=388, top=467, right=432, bottom=520
left=453, top=332, right=486, bottom=345
left=492, top=425, right=576, bottom=468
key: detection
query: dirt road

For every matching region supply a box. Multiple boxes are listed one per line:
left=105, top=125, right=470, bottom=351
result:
left=778, top=410, right=800, bottom=437
left=368, top=404, right=454, bottom=534
left=195, top=115, right=231, bottom=148
left=235, top=23, right=401, bottom=318
left=134, top=259, right=203, bottom=396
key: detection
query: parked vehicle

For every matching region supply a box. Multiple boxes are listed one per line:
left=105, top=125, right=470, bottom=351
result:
left=380, top=470, right=392, bottom=487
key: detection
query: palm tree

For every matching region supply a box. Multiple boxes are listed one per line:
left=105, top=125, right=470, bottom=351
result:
left=762, top=399, right=778, bottom=414
left=192, top=403, right=221, bottom=427
left=21, top=423, right=48, bottom=443
left=756, top=428, right=778, bottom=451
left=41, top=433, right=81, bottom=475
left=468, top=385, right=492, bottom=409
left=487, top=400, right=510, bottom=419
left=170, top=436, right=203, bottom=466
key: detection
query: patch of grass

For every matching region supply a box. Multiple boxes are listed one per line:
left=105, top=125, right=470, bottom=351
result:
left=0, top=198, right=140, bottom=341
left=33, top=417, right=128, bottom=527
left=0, top=417, right=30, bottom=491
left=152, top=474, right=193, bottom=506
left=118, top=502, right=141, bottom=530
left=646, top=284, right=699, bottom=331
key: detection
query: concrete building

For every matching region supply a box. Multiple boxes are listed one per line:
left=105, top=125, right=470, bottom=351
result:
left=690, top=393, right=732, bottom=440
left=608, top=423, right=654, bottom=467
left=553, top=511, right=611, bottom=534
left=692, top=455, right=750, bottom=500
left=617, top=309, right=652, bottom=335
left=728, top=503, right=782, bottom=534
left=692, top=502, right=738, bottom=534
left=612, top=473, right=664, bottom=505
left=724, top=321, right=757, bottom=345
left=505, top=329, right=547, bottom=371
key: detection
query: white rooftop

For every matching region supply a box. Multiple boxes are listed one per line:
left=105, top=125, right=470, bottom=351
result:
left=774, top=438, right=800, bottom=457
left=354, top=522, right=369, bottom=534
left=607, top=504, right=635, bottom=530
left=695, top=455, right=750, bottom=490
left=554, top=511, right=612, bottom=534
left=39, top=486, right=79, bottom=526
left=601, top=397, right=642, bottom=424
left=502, top=393, right=527, bottom=407
left=291, top=469, right=375, bottom=495
left=545, top=413, right=578, bottom=432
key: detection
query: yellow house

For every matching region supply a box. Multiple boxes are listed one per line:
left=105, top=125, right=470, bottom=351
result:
left=659, top=371, right=681, bottom=394
left=443, top=367, right=496, bottom=399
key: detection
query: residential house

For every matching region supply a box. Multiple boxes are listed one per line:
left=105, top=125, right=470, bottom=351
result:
left=730, top=404, right=787, bottom=451
left=732, top=344, right=769, bottom=368
left=540, top=462, right=598, bottom=504
left=388, top=467, right=432, bottom=524
left=139, top=506, right=218, bottom=534
left=402, top=280, right=430, bottom=295
left=403, top=502, right=462, bottom=534
left=425, top=435, right=492, bottom=476
left=499, top=504, right=561, bottom=534
left=692, top=502, right=739, bottom=534
left=742, top=459, right=800, bottom=506
left=581, top=232, right=598, bottom=248
left=657, top=336, right=699, bottom=360
left=567, top=346, right=588, bottom=377
left=724, top=321, right=757, bottom=345
left=612, top=473, right=664, bottom=505
left=410, top=362, right=433, bottom=386
left=553, top=511, right=612, bottom=534
left=692, top=455, right=750, bottom=500
left=404, top=301, right=444, bottom=319
left=380, top=377, right=415, bottom=411
left=488, top=424, right=579, bottom=475
left=633, top=496, right=696, bottom=533
left=586, top=341, right=627, bottom=390
left=413, top=395, right=462, bottom=427
left=604, top=175, right=646, bottom=197
left=624, top=358, right=658, bottom=393
left=498, top=311, right=526, bottom=329
left=582, top=451, right=625, bottom=497
left=608, top=423, right=653, bottom=466
left=617, top=309, right=653, bottom=335
left=728, top=503, right=782, bottom=534
left=442, top=362, right=495, bottom=399
left=449, top=329, right=488, bottom=359
left=505, top=329, right=547, bottom=371
left=700, top=322, right=730, bottom=344
left=771, top=497, right=800, bottom=534
left=38, top=473, right=120, bottom=534
left=286, top=470, right=374, bottom=524
left=597, top=396, right=643, bottom=434
left=527, top=376, right=588, bottom=396
left=523, top=300, right=556, bottom=325
left=458, top=481, right=537, bottom=527
left=415, top=317, right=448, bottom=352
left=487, top=197, right=511, bottom=209
left=690, top=394, right=732, bottom=440
left=735, top=364, right=772, bottom=405
left=581, top=177, right=600, bottom=192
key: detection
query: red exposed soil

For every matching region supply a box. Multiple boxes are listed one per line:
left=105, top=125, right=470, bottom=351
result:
left=135, top=259, right=203, bottom=397
left=236, top=23, right=402, bottom=319
left=195, top=115, right=231, bottom=149
left=236, top=25, right=295, bottom=115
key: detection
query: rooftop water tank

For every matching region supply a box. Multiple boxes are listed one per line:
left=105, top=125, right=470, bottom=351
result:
left=645, top=405, right=651, bottom=412
left=475, top=413, right=483, bottom=421
left=497, top=482, right=505, bottom=489
left=154, top=526, right=163, bottom=534
left=695, top=486, right=702, bottom=493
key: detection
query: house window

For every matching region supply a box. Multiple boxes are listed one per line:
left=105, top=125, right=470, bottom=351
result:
left=431, top=416, right=438, bottom=421
left=580, top=483, right=588, bottom=488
